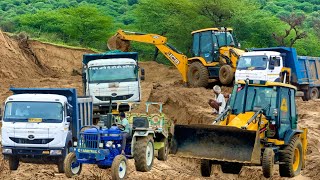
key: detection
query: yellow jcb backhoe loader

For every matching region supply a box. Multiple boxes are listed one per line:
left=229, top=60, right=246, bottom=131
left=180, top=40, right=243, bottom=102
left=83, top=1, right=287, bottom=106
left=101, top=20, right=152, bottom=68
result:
left=107, top=28, right=244, bottom=87
left=170, top=80, right=307, bottom=178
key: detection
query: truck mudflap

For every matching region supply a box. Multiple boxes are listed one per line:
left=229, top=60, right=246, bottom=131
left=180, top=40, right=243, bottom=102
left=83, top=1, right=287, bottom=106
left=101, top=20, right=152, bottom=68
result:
left=170, top=124, right=261, bottom=164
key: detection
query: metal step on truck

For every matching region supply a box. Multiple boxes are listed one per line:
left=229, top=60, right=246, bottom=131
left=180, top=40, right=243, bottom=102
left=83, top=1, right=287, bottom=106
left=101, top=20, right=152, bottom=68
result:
left=1, top=88, right=92, bottom=172
left=235, top=47, right=320, bottom=100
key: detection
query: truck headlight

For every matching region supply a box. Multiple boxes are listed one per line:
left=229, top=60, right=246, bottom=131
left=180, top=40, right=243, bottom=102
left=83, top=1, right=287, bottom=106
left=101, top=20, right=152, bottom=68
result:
left=50, top=150, right=62, bottom=155
left=2, top=148, right=12, bottom=154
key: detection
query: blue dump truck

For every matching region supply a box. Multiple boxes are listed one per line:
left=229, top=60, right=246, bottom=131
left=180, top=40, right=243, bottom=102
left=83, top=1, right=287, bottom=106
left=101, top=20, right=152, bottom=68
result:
left=1, top=88, right=92, bottom=172
left=235, top=47, right=320, bottom=100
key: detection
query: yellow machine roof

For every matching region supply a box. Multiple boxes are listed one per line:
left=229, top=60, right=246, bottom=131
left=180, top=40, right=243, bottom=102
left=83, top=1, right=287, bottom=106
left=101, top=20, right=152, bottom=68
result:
left=236, top=80, right=297, bottom=90
left=191, top=28, right=233, bottom=34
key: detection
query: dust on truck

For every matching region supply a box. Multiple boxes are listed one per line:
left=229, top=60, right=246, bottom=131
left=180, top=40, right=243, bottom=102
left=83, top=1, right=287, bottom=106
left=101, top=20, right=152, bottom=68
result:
left=235, top=47, right=320, bottom=100
left=82, top=51, right=144, bottom=120
left=1, top=88, right=92, bottom=172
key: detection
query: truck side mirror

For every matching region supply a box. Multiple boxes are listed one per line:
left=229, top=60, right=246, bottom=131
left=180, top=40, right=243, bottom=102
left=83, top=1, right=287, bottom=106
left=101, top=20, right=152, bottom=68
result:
left=269, top=60, right=275, bottom=70
left=141, top=68, right=145, bottom=80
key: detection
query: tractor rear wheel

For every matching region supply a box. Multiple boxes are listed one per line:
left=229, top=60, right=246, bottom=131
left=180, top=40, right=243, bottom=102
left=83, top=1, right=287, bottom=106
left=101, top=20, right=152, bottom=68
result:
left=64, top=152, right=82, bottom=178
left=221, top=162, right=242, bottom=174
left=200, top=159, right=212, bottom=177
left=134, top=136, right=154, bottom=172
left=279, top=135, right=303, bottom=177
left=187, top=61, right=209, bottom=87
left=219, top=65, right=234, bottom=85
left=111, top=155, right=127, bottom=180
left=262, top=148, right=274, bottom=178
left=157, top=138, right=168, bottom=161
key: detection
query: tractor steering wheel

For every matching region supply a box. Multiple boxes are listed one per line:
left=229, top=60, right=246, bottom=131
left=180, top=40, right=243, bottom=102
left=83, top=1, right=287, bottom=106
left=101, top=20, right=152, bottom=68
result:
left=114, top=123, right=125, bottom=131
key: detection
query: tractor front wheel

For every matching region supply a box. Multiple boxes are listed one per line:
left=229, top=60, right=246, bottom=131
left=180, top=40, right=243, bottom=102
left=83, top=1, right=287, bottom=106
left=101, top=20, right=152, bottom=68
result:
left=134, top=136, right=154, bottom=172
left=219, top=65, right=234, bottom=85
left=262, top=148, right=274, bottom=178
left=111, top=155, right=127, bottom=180
left=64, top=152, right=82, bottom=178
left=187, top=62, right=209, bottom=87
left=279, top=135, right=303, bottom=177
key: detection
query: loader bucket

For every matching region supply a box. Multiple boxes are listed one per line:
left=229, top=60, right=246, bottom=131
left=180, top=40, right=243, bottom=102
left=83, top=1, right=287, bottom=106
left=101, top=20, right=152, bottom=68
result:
left=107, top=34, right=130, bottom=52
left=171, top=124, right=261, bottom=164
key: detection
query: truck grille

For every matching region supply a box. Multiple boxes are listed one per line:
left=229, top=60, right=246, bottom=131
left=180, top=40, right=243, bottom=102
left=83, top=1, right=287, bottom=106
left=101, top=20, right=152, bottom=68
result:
left=95, top=94, right=134, bottom=101
left=9, top=137, right=54, bottom=144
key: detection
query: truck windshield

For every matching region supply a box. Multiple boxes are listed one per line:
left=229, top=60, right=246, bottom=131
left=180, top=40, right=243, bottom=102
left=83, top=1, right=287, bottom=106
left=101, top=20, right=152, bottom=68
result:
left=230, top=84, right=277, bottom=116
left=88, top=64, right=137, bottom=83
left=237, top=56, right=268, bottom=70
left=3, top=102, right=63, bottom=123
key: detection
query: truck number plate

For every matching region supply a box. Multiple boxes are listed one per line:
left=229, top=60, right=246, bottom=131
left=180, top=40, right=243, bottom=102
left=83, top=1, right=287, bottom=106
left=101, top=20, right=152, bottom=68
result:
left=28, top=118, right=43, bottom=123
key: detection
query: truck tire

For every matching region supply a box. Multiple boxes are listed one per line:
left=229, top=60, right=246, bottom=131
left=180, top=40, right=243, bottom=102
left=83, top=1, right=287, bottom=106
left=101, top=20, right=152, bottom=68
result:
left=111, top=155, right=127, bottom=180
left=279, top=135, right=303, bottom=177
left=200, top=159, right=212, bottom=177
left=58, top=146, right=69, bottom=173
left=8, top=156, right=19, bottom=170
left=64, top=152, right=82, bottom=178
left=301, top=90, right=309, bottom=101
left=262, top=148, right=274, bottom=178
left=187, top=62, right=209, bottom=87
left=134, top=136, right=154, bottom=172
left=219, top=65, right=234, bottom=85
left=221, top=162, right=242, bottom=174
left=309, top=87, right=319, bottom=100
left=157, top=138, right=168, bottom=161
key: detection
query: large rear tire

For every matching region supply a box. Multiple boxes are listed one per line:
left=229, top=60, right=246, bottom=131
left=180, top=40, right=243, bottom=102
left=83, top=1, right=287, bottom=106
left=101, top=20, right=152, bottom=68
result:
left=221, top=162, right=242, bottom=174
left=187, top=61, right=209, bottom=87
left=200, top=159, right=212, bottom=177
left=279, top=135, right=303, bottom=177
left=219, top=65, right=234, bottom=85
left=8, top=156, right=19, bottom=170
left=309, top=87, right=319, bottom=100
left=262, top=148, right=274, bottom=178
left=157, top=138, right=168, bottom=161
left=64, top=152, right=82, bottom=178
left=111, top=155, right=127, bottom=180
left=134, top=136, right=154, bottom=172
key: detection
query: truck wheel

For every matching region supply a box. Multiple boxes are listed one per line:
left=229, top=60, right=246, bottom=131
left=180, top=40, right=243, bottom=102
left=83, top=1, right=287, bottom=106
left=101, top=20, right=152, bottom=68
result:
left=262, top=148, right=274, bottom=178
left=111, top=155, right=127, bottom=180
left=309, top=87, right=319, bottom=100
left=58, top=146, right=69, bottom=173
left=221, top=162, right=242, bottom=174
left=157, top=138, right=168, bottom=161
left=64, top=152, right=82, bottom=178
left=169, top=138, right=178, bottom=154
left=279, top=135, right=303, bottom=177
left=8, top=156, right=19, bottom=170
left=200, top=159, right=212, bottom=177
left=219, top=65, right=234, bottom=85
left=187, top=61, right=209, bottom=87
left=134, top=136, right=154, bottom=172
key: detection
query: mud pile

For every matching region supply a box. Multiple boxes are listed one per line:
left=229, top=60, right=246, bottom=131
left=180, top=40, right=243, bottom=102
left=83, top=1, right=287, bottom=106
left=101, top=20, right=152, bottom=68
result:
left=0, top=31, right=319, bottom=180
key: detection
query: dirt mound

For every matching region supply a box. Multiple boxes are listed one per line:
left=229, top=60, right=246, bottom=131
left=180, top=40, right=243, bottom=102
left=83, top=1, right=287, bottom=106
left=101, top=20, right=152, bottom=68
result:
left=0, top=30, right=319, bottom=180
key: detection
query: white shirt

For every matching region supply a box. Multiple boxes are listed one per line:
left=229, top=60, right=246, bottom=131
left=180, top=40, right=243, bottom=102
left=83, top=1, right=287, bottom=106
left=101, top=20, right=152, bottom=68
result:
left=214, top=93, right=226, bottom=114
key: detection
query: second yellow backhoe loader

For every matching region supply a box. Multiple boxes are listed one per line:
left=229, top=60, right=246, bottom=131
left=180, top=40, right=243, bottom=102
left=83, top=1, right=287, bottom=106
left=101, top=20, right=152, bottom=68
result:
left=107, top=28, right=244, bottom=87
left=170, top=80, right=307, bottom=178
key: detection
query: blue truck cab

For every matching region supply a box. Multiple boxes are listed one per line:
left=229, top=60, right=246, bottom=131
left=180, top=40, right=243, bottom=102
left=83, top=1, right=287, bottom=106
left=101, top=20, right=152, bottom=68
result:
left=1, top=88, right=92, bottom=172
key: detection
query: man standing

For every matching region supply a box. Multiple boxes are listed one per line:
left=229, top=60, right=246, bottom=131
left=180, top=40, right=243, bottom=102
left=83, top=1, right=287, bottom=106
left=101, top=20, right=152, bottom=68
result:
left=208, top=85, right=226, bottom=114
left=118, top=112, right=130, bottom=155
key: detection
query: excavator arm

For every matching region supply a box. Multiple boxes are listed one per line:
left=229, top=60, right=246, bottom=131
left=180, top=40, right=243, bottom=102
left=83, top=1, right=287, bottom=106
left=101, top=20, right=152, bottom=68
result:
left=107, top=30, right=189, bottom=84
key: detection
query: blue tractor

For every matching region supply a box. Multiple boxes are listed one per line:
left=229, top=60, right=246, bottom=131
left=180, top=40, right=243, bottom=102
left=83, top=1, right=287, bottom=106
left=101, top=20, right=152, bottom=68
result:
left=64, top=100, right=156, bottom=179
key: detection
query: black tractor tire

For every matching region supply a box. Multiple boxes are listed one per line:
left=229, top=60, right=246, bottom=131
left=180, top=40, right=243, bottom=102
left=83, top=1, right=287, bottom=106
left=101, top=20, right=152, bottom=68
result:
left=134, top=136, right=154, bottom=172
left=200, top=159, right=212, bottom=177
left=309, top=87, right=319, bottom=100
left=219, top=65, right=234, bottom=85
left=111, top=155, right=127, bottom=180
left=64, top=152, right=82, bottom=178
left=279, top=135, right=303, bottom=177
left=157, top=138, right=169, bottom=161
left=221, top=162, right=242, bottom=174
left=8, top=156, right=19, bottom=170
left=262, top=148, right=274, bottom=178
left=187, top=61, right=209, bottom=87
